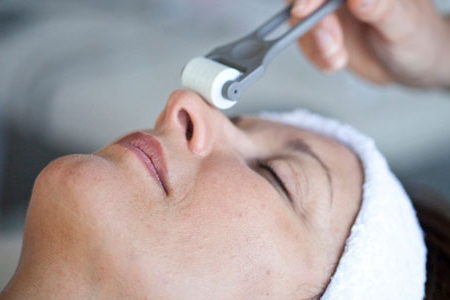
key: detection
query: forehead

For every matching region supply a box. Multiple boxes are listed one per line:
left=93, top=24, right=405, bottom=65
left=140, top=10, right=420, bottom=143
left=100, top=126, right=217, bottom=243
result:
left=233, top=116, right=295, bottom=129
left=232, top=116, right=340, bottom=151
left=234, top=116, right=313, bottom=137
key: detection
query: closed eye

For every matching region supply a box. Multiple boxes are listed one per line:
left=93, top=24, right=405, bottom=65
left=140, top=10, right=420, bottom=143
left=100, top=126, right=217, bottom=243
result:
left=257, top=161, right=292, bottom=203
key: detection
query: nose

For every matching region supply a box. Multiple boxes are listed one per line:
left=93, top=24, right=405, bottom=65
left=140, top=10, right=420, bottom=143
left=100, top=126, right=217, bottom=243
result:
left=155, top=89, right=226, bottom=156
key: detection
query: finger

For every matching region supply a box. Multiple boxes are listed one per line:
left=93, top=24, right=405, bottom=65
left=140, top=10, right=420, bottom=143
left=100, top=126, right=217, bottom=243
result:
left=337, top=8, right=394, bottom=83
left=313, top=47, right=349, bottom=74
left=291, top=0, right=327, bottom=18
left=298, top=13, right=348, bottom=73
left=347, top=0, right=417, bottom=42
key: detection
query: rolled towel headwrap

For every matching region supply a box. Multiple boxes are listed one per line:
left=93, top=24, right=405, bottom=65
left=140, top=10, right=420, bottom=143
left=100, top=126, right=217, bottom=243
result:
left=259, top=109, right=427, bottom=300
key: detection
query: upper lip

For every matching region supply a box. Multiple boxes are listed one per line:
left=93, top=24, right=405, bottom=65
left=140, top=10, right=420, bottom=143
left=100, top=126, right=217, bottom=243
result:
left=116, top=132, right=169, bottom=194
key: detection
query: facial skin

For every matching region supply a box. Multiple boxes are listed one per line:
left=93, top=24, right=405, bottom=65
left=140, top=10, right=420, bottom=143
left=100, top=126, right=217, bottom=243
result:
left=0, top=90, right=363, bottom=300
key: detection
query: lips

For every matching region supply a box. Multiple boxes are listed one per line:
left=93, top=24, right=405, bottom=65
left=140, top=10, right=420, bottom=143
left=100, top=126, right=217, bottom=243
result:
left=116, top=132, right=168, bottom=194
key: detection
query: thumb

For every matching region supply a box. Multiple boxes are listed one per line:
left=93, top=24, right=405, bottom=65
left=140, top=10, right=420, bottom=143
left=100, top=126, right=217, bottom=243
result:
left=347, top=0, right=417, bottom=42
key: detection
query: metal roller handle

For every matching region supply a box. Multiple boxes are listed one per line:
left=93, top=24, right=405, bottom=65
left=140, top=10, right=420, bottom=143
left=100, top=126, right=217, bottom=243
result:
left=206, top=0, right=345, bottom=101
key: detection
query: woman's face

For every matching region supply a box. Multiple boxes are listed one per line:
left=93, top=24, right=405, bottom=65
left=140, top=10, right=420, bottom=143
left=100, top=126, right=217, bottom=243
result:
left=21, top=90, right=362, bottom=299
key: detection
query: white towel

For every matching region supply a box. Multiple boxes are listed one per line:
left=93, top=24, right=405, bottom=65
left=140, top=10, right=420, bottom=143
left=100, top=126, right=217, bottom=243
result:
left=259, top=109, right=427, bottom=300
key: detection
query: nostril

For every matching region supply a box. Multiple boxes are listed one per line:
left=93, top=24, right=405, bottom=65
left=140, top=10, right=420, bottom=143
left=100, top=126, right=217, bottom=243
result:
left=186, top=118, right=193, bottom=141
left=178, top=109, right=194, bottom=141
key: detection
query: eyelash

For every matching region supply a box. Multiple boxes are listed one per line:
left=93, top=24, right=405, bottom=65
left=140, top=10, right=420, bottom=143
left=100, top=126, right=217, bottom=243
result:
left=257, top=160, right=291, bottom=201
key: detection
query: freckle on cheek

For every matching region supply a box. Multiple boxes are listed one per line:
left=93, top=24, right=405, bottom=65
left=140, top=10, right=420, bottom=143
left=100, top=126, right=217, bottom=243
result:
left=181, top=211, right=192, bottom=220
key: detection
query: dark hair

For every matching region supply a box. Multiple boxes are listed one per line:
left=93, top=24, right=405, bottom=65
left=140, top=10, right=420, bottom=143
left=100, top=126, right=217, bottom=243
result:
left=409, top=188, right=450, bottom=299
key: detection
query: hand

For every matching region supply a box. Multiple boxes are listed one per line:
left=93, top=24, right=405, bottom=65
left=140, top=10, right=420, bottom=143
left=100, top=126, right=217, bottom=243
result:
left=290, top=0, right=450, bottom=88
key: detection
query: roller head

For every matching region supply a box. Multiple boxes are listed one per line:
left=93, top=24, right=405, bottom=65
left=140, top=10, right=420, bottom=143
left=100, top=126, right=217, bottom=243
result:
left=181, top=57, right=242, bottom=109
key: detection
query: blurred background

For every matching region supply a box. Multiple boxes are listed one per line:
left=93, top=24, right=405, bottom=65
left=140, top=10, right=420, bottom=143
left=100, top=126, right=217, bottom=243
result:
left=1, top=0, right=450, bottom=290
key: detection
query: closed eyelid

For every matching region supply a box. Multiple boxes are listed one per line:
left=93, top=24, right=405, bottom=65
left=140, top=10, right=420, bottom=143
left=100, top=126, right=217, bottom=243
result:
left=254, top=160, right=294, bottom=207
left=287, top=139, right=331, bottom=177
left=271, top=155, right=335, bottom=221
left=259, top=162, right=291, bottom=199
left=275, top=159, right=302, bottom=200
left=269, top=157, right=311, bottom=213
left=285, top=149, right=333, bottom=206
left=231, top=117, right=334, bottom=211
left=231, top=117, right=332, bottom=203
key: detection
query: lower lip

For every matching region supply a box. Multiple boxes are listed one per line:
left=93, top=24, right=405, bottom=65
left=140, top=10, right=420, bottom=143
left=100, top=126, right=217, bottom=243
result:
left=118, top=142, right=167, bottom=194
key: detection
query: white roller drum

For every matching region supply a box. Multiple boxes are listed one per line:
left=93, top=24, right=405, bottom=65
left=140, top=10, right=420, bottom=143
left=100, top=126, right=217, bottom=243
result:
left=181, top=57, right=242, bottom=109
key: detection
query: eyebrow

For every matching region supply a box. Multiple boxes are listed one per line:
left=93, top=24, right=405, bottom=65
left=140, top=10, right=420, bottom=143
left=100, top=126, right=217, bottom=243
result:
left=285, top=138, right=333, bottom=204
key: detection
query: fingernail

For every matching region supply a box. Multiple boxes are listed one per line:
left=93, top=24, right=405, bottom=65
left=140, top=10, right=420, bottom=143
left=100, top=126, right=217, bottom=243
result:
left=292, top=0, right=307, bottom=16
left=331, top=54, right=347, bottom=71
left=359, top=0, right=375, bottom=12
left=315, top=29, right=339, bottom=58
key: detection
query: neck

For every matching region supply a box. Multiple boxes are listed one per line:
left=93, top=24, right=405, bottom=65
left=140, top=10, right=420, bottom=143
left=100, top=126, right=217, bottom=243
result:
left=0, top=259, right=96, bottom=300
left=0, top=254, right=150, bottom=300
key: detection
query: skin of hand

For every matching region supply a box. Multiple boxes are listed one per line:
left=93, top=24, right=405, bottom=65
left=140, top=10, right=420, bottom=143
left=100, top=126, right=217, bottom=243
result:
left=0, top=90, right=363, bottom=300
left=289, top=0, right=450, bottom=88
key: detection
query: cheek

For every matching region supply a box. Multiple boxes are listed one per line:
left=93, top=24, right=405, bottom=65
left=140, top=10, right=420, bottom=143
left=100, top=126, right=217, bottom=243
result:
left=26, top=154, right=142, bottom=257
left=174, top=159, right=272, bottom=228
left=32, top=154, right=128, bottom=214
left=149, top=162, right=309, bottom=297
